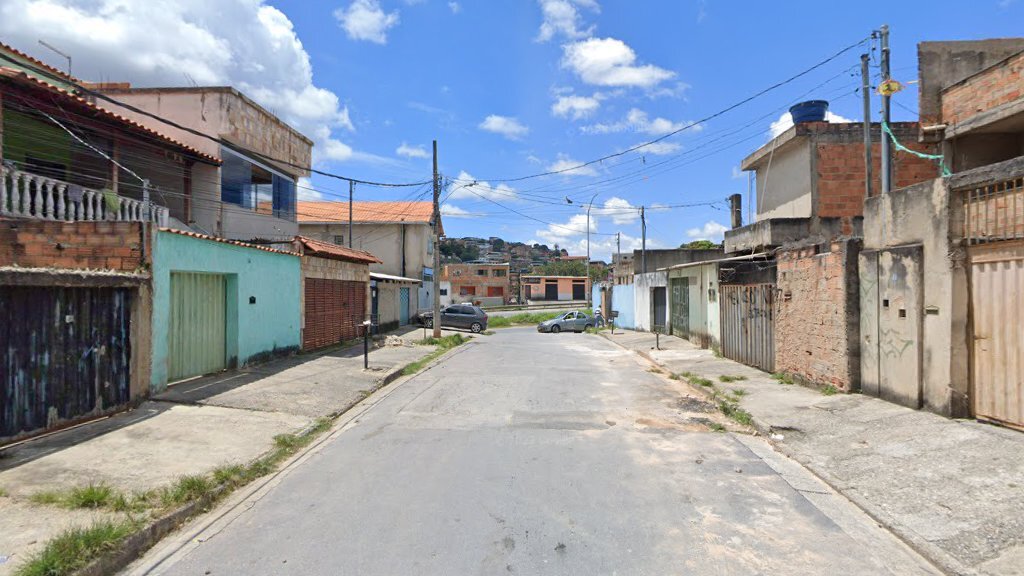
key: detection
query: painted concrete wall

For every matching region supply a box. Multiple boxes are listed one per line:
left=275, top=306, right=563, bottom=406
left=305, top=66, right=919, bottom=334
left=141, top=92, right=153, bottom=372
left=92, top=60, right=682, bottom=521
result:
left=862, top=178, right=969, bottom=416
left=668, top=263, right=721, bottom=350
left=151, top=230, right=301, bottom=391
left=755, top=142, right=813, bottom=221
left=611, top=283, right=635, bottom=329
left=633, top=272, right=667, bottom=332
left=299, top=222, right=433, bottom=280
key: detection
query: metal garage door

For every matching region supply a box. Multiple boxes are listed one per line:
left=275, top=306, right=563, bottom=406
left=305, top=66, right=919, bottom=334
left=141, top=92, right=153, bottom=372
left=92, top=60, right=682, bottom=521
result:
left=168, top=272, right=226, bottom=382
left=970, top=241, right=1024, bottom=429
left=652, top=287, right=667, bottom=331
left=545, top=282, right=558, bottom=300
left=720, top=284, right=775, bottom=372
left=1, top=286, right=131, bottom=441
left=304, top=279, right=367, bottom=350
left=572, top=282, right=585, bottom=300
left=669, top=277, right=689, bottom=338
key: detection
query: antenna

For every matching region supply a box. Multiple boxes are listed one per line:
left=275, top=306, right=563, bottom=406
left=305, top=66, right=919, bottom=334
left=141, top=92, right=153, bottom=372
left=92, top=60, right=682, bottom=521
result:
left=38, top=39, right=72, bottom=78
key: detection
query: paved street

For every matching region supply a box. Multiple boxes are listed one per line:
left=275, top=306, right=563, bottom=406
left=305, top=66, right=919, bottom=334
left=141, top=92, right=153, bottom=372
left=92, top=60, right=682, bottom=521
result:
left=130, top=328, right=937, bottom=576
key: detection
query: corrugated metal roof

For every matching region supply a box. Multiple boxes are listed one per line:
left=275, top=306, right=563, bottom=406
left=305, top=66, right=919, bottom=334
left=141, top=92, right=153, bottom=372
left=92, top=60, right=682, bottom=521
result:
left=158, top=228, right=299, bottom=255
left=294, top=235, right=381, bottom=264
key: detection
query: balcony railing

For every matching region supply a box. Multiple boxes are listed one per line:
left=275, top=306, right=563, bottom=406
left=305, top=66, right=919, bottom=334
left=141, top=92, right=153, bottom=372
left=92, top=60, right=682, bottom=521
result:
left=0, top=166, right=169, bottom=226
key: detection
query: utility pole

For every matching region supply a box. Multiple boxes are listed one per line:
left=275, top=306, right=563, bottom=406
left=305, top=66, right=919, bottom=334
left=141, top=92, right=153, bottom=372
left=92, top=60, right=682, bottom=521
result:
left=640, top=206, right=647, bottom=274
left=616, top=231, right=621, bottom=275
left=879, top=24, right=892, bottom=194
left=861, top=53, right=873, bottom=199
left=431, top=140, right=442, bottom=338
left=348, top=180, right=354, bottom=248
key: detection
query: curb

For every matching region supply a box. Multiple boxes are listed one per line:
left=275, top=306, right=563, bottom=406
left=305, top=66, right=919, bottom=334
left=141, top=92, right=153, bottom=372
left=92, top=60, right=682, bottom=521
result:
left=596, top=332, right=960, bottom=576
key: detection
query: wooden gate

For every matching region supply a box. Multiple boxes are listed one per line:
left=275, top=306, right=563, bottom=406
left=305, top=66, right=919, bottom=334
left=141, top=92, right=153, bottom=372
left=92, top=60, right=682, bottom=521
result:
left=303, top=279, right=367, bottom=350
left=1, top=286, right=132, bottom=442
left=168, top=272, right=226, bottom=382
left=669, top=277, right=689, bottom=338
left=720, top=284, right=775, bottom=372
left=969, top=241, right=1024, bottom=429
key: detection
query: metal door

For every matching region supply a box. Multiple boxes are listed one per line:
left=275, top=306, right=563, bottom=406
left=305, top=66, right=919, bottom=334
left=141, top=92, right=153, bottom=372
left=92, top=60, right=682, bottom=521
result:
left=652, top=287, right=667, bottom=331
left=720, top=284, right=775, bottom=372
left=669, top=277, right=689, bottom=338
left=545, top=282, right=558, bottom=300
left=399, top=287, right=410, bottom=325
left=572, top=283, right=585, bottom=300
left=168, top=272, right=226, bottom=382
left=970, top=241, right=1024, bottom=428
left=1, top=286, right=132, bottom=442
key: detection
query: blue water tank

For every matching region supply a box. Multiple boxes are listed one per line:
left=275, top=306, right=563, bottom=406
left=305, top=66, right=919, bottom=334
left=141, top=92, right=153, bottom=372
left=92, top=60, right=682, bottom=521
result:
left=789, top=100, right=829, bottom=123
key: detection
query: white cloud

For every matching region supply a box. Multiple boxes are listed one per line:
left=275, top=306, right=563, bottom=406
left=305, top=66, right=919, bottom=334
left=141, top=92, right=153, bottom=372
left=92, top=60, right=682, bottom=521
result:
left=635, top=141, right=681, bottom=155
left=396, top=142, right=430, bottom=159
left=547, top=154, right=598, bottom=177
left=582, top=108, right=696, bottom=136
left=562, top=37, right=675, bottom=88
left=599, top=197, right=640, bottom=225
left=686, top=220, right=729, bottom=241
left=441, top=204, right=471, bottom=218
left=731, top=166, right=745, bottom=179
left=448, top=1, right=461, bottom=13
left=551, top=94, right=602, bottom=120
left=536, top=0, right=599, bottom=42
left=450, top=171, right=518, bottom=201
left=0, top=1, right=362, bottom=167
left=536, top=213, right=597, bottom=245
left=334, top=0, right=399, bottom=44
left=479, top=115, right=529, bottom=140
left=769, top=111, right=855, bottom=138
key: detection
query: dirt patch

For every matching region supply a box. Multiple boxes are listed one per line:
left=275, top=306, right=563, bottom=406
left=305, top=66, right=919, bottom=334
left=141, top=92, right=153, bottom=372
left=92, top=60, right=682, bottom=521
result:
left=675, top=396, right=716, bottom=413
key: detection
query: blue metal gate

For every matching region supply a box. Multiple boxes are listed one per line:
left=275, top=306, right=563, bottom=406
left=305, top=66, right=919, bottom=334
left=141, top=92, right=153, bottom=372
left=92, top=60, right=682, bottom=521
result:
left=399, top=287, right=410, bottom=325
left=1, top=286, right=132, bottom=442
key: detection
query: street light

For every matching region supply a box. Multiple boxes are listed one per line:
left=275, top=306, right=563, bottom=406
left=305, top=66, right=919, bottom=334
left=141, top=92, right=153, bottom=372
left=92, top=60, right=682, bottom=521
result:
left=568, top=192, right=600, bottom=308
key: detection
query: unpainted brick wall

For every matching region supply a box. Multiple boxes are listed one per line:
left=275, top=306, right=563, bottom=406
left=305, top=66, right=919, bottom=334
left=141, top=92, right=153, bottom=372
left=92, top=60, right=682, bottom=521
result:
left=816, top=141, right=940, bottom=228
left=942, top=52, right=1024, bottom=126
left=775, top=240, right=860, bottom=390
left=0, top=219, right=145, bottom=271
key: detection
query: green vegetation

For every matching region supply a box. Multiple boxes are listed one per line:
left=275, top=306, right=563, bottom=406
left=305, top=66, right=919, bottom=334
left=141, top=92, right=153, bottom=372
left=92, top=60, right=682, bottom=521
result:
left=65, top=484, right=115, bottom=509
left=15, top=520, right=138, bottom=576
left=404, top=334, right=469, bottom=375
left=731, top=388, right=748, bottom=397
left=822, top=385, right=839, bottom=396
left=718, top=375, right=747, bottom=383
left=159, top=475, right=212, bottom=508
left=29, top=490, right=63, bottom=506
left=771, top=372, right=795, bottom=385
left=707, top=422, right=727, bottom=432
left=488, top=311, right=562, bottom=328
left=679, top=239, right=721, bottom=250
left=718, top=400, right=754, bottom=426
left=680, top=372, right=713, bottom=387
left=0, top=486, right=8, bottom=497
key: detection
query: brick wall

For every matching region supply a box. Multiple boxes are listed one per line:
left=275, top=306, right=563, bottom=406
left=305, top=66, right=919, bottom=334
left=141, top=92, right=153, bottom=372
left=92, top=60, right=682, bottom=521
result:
left=775, top=239, right=861, bottom=391
left=0, top=220, right=145, bottom=271
left=942, top=51, right=1024, bottom=126
left=816, top=141, right=940, bottom=228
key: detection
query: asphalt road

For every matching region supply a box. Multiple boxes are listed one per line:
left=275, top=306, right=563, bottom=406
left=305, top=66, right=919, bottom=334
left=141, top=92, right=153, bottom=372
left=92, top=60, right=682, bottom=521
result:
left=130, top=328, right=938, bottom=576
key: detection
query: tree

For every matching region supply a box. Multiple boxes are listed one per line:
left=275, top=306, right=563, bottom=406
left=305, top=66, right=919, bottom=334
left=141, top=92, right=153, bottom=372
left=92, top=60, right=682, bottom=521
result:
left=680, top=239, right=720, bottom=250
left=492, top=238, right=505, bottom=251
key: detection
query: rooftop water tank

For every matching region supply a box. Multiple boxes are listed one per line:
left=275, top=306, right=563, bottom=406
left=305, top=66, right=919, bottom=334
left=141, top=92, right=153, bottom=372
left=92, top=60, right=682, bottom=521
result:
left=789, top=100, right=829, bottom=124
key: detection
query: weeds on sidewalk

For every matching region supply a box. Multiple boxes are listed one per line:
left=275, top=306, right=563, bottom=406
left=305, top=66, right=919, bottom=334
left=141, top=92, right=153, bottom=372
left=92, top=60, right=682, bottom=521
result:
left=28, top=484, right=116, bottom=509
left=718, top=375, right=747, bottom=383
left=821, top=385, right=838, bottom=396
left=488, top=311, right=562, bottom=328
left=15, top=519, right=138, bottom=576
left=405, top=334, right=468, bottom=375
left=677, top=372, right=755, bottom=429
left=771, top=372, right=795, bottom=385
left=0, top=486, right=8, bottom=497
left=680, top=372, right=714, bottom=387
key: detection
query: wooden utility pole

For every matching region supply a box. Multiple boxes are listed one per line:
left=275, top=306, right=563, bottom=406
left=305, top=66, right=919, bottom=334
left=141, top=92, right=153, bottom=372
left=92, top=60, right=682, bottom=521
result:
left=432, top=140, right=442, bottom=338
left=640, top=206, right=647, bottom=274
left=348, top=180, right=354, bottom=248
left=861, top=53, right=873, bottom=198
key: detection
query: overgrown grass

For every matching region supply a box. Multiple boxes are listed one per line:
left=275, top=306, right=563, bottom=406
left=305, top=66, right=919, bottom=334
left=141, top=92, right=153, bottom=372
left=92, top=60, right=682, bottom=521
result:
left=679, top=371, right=713, bottom=387
left=488, top=311, right=563, bottom=328
left=731, top=388, right=748, bottom=397
left=718, top=374, right=747, bottom=383
left=718, top=400, right=754, bottom=427
left=15, top=519, right=137, bottom=576
left=404, top=334, right=469, bottom=375
left=822, top=385, right=839, bottom=396
left=771, top=372, right=795, bottom=385
left=707, top=422, right=727, bottom=433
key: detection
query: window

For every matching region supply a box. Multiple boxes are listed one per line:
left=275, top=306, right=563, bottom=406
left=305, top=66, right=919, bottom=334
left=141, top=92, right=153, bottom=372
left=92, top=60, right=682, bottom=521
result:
left=333, top=235, right=345, bottom=246
left=476, top=269, right=488, bottom=276
left=494, top=269, right=507, bottom=277
left=487, top=286, right=504, bottom=297
left=220, top=147, right=297, bottom=220
left=440, top=288, right=448, bottom=296
left=460, top=286, right=476, bottom=296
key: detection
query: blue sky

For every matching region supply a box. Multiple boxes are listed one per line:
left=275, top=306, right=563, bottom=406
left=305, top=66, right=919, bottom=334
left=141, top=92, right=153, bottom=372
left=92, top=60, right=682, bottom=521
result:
left=3, top=0, right=1023, bottom=259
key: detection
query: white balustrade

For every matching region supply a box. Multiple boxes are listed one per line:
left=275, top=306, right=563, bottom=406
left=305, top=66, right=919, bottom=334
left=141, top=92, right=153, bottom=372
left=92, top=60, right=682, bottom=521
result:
left=0, top=166, right=168, bottom=225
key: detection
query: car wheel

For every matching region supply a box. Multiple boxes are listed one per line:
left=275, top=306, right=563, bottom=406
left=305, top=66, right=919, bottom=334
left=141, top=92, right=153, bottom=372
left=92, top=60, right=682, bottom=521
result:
left=470, top=322, right=483, bottom=333
left=551, top=324, right=561, bottom=334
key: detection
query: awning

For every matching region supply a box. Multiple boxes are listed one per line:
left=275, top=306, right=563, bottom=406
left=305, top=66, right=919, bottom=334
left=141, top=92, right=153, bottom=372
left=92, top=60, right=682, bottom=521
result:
left=370, top=272, right=421, bottom=284
left=659, top=252, right=770, bottom=272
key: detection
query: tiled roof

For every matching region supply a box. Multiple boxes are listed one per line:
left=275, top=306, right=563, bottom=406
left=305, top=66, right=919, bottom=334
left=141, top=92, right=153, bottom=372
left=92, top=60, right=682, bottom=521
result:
left=0, top=67, right=220, bottom=165
left=0, top=42, right=79, bottom=82
left=294, top=236, right=381, bottom=264
left=158, top=228, right=299, bottom=255
left=296, top=201, right=436, bottom=225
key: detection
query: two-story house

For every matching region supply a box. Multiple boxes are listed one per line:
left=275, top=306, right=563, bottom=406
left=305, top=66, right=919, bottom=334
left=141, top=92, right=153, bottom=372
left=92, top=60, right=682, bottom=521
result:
left=443, top=262, right=510, bottom=306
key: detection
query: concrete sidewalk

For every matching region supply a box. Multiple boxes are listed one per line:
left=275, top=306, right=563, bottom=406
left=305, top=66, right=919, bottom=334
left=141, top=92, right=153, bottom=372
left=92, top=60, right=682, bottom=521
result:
left=0, top=328, right=459, bottom=575
left=600, top=329, right=1024, bottom=576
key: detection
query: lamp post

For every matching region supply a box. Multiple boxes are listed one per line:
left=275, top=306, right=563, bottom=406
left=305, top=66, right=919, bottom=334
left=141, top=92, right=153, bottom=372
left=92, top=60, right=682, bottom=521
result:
left=567, top=193, right=599, bottom=308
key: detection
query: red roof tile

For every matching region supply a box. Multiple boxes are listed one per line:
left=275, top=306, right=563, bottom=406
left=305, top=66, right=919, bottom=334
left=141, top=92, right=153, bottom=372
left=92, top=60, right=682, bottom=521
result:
left=294, top=236, right=381, bottom=264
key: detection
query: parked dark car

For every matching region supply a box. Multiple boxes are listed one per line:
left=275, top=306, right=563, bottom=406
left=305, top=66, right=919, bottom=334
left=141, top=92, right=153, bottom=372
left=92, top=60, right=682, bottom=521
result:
left=537, top=311, right=594, bottom=333
left=417, top=304, right=488, bottom=333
